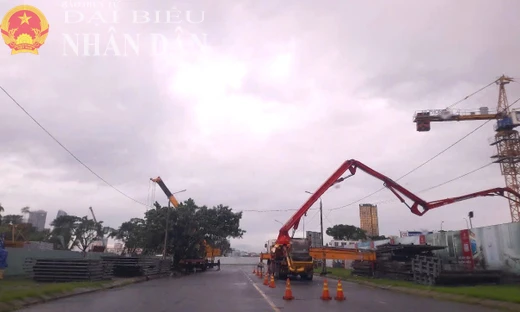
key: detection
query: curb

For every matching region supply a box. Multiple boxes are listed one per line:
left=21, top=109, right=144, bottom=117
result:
left=0, top=273, right=173, bottom=312
left=320, top=274, right=520, bottom=312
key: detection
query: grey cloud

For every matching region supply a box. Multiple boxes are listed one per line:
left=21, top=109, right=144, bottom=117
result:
left=1, top=0, right=519, bottom=251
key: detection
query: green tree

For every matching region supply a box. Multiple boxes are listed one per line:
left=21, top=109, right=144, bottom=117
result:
left=109, top=218, right=145, bottom=255
left=326, top=224, right=367, bottom=241
left=115, top=198, right=245, bottom=266
left=74, top=216, right=103, bottom=252
left=1, top=214, right=23, bottom=225
left=49, top=215, right=81, bottom=250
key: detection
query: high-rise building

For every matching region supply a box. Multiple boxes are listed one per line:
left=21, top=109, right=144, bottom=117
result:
left=56, top=210, right=67, bottom=219
left=27, top=210, right=47, bottom=231
left=359, top=204, right=379, bottom=237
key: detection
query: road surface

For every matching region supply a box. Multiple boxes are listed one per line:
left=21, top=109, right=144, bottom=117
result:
left=17, top=265, right=500, bottom=312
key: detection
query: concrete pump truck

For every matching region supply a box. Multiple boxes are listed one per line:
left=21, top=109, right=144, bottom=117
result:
left=264, top=159, right=520, bottom=281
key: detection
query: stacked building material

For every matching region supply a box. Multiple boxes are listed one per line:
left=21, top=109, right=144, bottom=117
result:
left=26, top=258, right=112, bottom=282
left=101, top=256, right=171, bottom=277
left=412, top=255, right=442, bottom=285
left=412, top=255, right=502, bottom=286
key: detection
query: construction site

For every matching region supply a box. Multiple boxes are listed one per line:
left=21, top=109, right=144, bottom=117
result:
left=246, top=75, right=520, bottom=307
left=1, top=75, right=520, bottom=312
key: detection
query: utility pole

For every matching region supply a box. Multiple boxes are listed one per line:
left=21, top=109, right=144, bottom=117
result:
left=163, top=201, right=171, bottom=259
left=319, top=197, right=326, bottom=275
left=305, top=190, right=327, bottom=275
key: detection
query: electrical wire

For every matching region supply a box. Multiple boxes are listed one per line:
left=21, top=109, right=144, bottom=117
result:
left=325, top=90, right=520, bottom=212
left=0, top=77, right=509, bottom=213
left=242, top=84, right=519, bottom=214
left=1, top=85, right=151, bottom=208
left=446, top=79, right=498, bottom=109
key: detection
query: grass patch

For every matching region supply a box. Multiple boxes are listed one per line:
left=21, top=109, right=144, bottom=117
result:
left=0, top=277, right=109, bottom=303
left=326, top=268, right=520, bottom=304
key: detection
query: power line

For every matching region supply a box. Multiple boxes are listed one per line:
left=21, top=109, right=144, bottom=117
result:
left=242, top=88, right=519, bottom=214
left=325, top=90, right=520, bottom=212
left=446, top=79, right=498, bottom=109
left=1, top=86, right=150, bottom=208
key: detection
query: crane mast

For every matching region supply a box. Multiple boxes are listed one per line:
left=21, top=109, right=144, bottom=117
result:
left=490, top=77, right=520, bottom=222
left=413, top=75, right=520, bottom=222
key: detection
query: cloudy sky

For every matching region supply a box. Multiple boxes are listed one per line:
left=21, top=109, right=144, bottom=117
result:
left=1, top=0, right=520, bottom=251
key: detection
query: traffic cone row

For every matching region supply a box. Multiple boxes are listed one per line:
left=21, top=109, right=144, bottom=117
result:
left=254, top=268, right=346, bottom=302
left=320, top=279, right=347, bottom=301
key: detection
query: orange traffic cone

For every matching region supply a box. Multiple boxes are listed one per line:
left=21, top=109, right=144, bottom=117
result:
left=269, top=274, right=276, bottom=288
left=320, top=279, right=332, bottom=300
left=253, top=268, right=256, bottom=274
left=334, top=280, right=346, bottom=301
left=263, top=272, right=269, bottom=285
left=283, top=278, right=294, bottom=300
left=258, top=269, right=263, bottom=278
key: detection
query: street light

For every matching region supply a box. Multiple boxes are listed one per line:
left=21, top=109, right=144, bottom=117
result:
left=163, top=189, right=187, bottom=259
left=463, top=218, right=469, bottom=229
left=468, top=211, right=474, bottom=229
left=305, top=190, right=326, bottom=275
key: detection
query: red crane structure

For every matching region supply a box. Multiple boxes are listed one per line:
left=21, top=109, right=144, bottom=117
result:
left=276, top=159, right=520, bottom=246
left=265, top=159, right=520, bottom=281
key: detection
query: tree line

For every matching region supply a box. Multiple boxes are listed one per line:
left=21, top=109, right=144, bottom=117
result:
left=0, top=199, right=245, bottom=265
left=326, top=224, right=387, bottom=241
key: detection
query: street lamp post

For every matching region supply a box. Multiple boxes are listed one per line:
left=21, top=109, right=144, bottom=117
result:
left=468, top=211, right=474, bottom=229
left=305, top=191, right=326, bottom=275
left=163, top=189, right=187, bottom=259
left=463, top=218, right=469, bottom=229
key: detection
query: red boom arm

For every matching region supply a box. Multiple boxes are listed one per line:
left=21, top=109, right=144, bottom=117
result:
left=276, top=159, right=520, bottom=245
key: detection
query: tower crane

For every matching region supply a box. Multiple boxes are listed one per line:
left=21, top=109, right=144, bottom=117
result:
left=413, top=75, right=520, bottom=222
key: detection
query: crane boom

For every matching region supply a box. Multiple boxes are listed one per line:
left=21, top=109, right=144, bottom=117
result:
left=413, top=75, right=520, bottom=223
left=89, top=206, right=97, bottom=223
left=150, top=176, right=180, bottom=207
left=276, top=159, right=520, bottom=245
left=88, top=206, right=106, bottom=249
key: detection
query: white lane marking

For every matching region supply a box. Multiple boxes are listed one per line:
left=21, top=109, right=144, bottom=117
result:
left=243, top=271, right=281, bottom=312
left=378, top=301, right=387, bottom=304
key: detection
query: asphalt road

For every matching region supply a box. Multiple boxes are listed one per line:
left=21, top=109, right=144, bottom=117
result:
left=17, top=265, right=501, bottom=312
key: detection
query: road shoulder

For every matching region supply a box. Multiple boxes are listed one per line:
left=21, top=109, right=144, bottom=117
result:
left=323, top=273, right=520, bottom=312
left=0, top=273, right=176, bottom=312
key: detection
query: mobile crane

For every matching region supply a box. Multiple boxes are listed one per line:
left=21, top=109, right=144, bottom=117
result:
left=264, top=159, right=520, bottom=281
